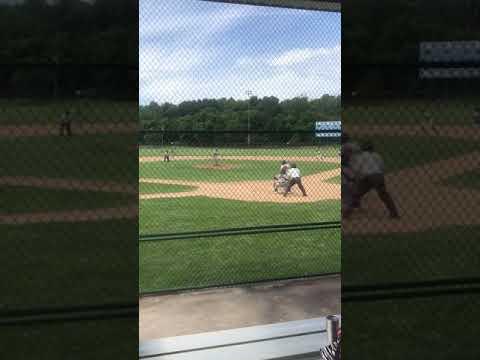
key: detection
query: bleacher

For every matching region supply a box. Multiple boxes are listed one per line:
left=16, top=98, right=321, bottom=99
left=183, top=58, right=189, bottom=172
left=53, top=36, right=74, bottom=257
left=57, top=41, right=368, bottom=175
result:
left=139, top=315, right=340, bottom=360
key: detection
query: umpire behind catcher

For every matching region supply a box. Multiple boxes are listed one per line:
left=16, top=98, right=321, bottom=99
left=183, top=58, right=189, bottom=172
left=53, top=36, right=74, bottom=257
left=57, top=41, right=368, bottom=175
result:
left=351, top=141, right=400, bottom=219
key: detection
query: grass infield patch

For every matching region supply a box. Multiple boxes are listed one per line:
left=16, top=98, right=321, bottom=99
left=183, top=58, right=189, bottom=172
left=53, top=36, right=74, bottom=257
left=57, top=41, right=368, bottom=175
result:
left=139, top=183, right=196, bottom=194
left=140, top=197, right=340, bottom=235
left=443, top=168, right=480, bottom=190
left=2, top=186, right=134, bottom=214
left=140, top=227, right=340, bottom=292
left=140, top=159, right=338, bottom=183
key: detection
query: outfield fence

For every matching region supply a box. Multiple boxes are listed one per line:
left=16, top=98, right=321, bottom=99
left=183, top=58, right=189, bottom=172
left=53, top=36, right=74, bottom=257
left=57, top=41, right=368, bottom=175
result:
left=139, top=129, right=341, bottom=294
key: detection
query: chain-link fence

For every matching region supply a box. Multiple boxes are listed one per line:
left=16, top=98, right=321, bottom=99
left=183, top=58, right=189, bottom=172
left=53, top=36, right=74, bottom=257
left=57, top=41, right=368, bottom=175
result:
left=1, top=1, right=139, bottom=358
left=139, top=0, right=341, bottom=294
left=341, top=32, right=480, bottom=358
left=139, top=129, right=341, bottom=293
left=1, top=64, right=138, bottom=357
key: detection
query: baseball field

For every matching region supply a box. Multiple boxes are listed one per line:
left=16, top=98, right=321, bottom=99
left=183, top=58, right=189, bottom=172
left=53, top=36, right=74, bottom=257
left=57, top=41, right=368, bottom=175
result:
left=342, top=100, right=480, bottom=359
left=2, top=101, right=138, bottom=310
left=139, top=144, right=342, bottom=293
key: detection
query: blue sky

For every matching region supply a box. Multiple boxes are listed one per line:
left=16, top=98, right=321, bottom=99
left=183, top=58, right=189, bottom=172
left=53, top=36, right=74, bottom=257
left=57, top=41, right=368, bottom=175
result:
left=140, top=1, right=341, bottom=105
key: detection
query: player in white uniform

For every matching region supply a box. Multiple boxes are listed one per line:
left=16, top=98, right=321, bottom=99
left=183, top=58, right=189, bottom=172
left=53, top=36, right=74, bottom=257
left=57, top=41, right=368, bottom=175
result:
left=284, top=163, right=307, bottom=197
left=351, top=141, right=399, bottom=218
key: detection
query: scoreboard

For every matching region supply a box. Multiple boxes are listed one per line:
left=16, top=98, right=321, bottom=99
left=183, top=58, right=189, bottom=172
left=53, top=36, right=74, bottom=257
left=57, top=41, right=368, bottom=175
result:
left=419, top=41, right=480, bottom=63
left=419, top=41, right=480, bottom=79
left=315, top=121, right=341, bottom=137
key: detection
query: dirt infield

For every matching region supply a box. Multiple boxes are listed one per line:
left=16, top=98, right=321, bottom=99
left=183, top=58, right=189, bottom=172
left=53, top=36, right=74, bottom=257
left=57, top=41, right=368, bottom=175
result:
left=1, top=123, right=138, bottom=224
left=343, top=125, right=480, bottom=234
left=0, top=205, right=137, bottom=225
left=141, top=169, right=340, bottom=203
left=140, top=155, right=341, bottom=204
left=0, top=123, right=137, bottom=137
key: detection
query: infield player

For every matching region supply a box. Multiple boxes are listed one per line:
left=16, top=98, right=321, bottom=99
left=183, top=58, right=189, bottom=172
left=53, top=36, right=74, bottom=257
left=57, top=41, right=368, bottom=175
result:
left=284, top=162, right=307, bottom=197
left=351, top=141, right=399, bottom=219
left=213, top=148, right=220, bottom=166
left=59, top=110, right=72, bottom=136
left=423, top=108, right=438, bottom=134
left=164, top=150, right=170, bottom=162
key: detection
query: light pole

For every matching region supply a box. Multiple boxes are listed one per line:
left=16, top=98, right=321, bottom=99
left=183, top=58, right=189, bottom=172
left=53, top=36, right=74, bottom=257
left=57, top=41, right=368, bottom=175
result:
left=246, top=90, right=253, bottom=146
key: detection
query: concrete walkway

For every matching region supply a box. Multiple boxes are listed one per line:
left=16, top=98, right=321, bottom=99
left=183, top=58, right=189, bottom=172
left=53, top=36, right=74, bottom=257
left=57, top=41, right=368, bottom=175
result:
left=139, top=275, right=340, bottom=341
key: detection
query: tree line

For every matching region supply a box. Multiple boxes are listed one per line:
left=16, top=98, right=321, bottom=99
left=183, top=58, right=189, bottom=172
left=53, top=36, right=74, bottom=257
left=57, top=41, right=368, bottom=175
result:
left=140, top=95, right=340, bottom=132
left=0, top=0, right=137, bottom=99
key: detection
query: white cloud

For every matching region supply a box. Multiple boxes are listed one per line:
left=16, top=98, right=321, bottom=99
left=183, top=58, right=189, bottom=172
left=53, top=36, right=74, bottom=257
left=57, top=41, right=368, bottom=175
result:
left=236, top=44, right=341, bottom=70
left=140, top=46, right=214, bottom=74
left=140, top=4, right=253, bottom=45
left=139, top=2, right=341, bottom=105
left=270, top=45, right=341, bottom=66
left=140, top=56, right=341, bottom=105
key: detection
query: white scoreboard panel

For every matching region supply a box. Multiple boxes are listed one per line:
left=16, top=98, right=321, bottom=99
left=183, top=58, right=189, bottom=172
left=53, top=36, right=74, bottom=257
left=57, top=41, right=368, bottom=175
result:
left=420, top=67, right=480, bottom=79
left=419, top=41, right=480, bottom=79
left=419, top=41, right=480, bottom=63
left=315, top=121, right=341, bottom=137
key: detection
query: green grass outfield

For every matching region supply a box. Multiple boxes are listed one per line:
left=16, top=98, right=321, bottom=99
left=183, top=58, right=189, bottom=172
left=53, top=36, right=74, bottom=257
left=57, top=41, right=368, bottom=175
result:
left=344, top=98, right=480, bottom=125
left=1, top=134, right=137, bottom=182
left=139, top=146, right=341, bottom=293
left=3, top=126, right=137, bottom=311
left=3, top=186, right=134, bottom=214
left=140, top=159, right=338, bottom=182
left=444, top=168, right=480, bottom=190
left=343, top=293, right=480, bottom=360
left=1, top=99, right=136, bottom=125
left=141, top=198, right=340, bottom=235
left=343, top=226, right=480, bottom=287
left=140, top=228, right=340, bottom=292
left=140, top=145, right=340, bottom=157
left=2, top=220, right=137, bottom=309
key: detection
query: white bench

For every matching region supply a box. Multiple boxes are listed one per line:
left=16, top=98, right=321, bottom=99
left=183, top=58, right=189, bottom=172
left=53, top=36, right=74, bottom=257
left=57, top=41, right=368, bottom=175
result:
left=139, top=315, right=340, bottom=360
